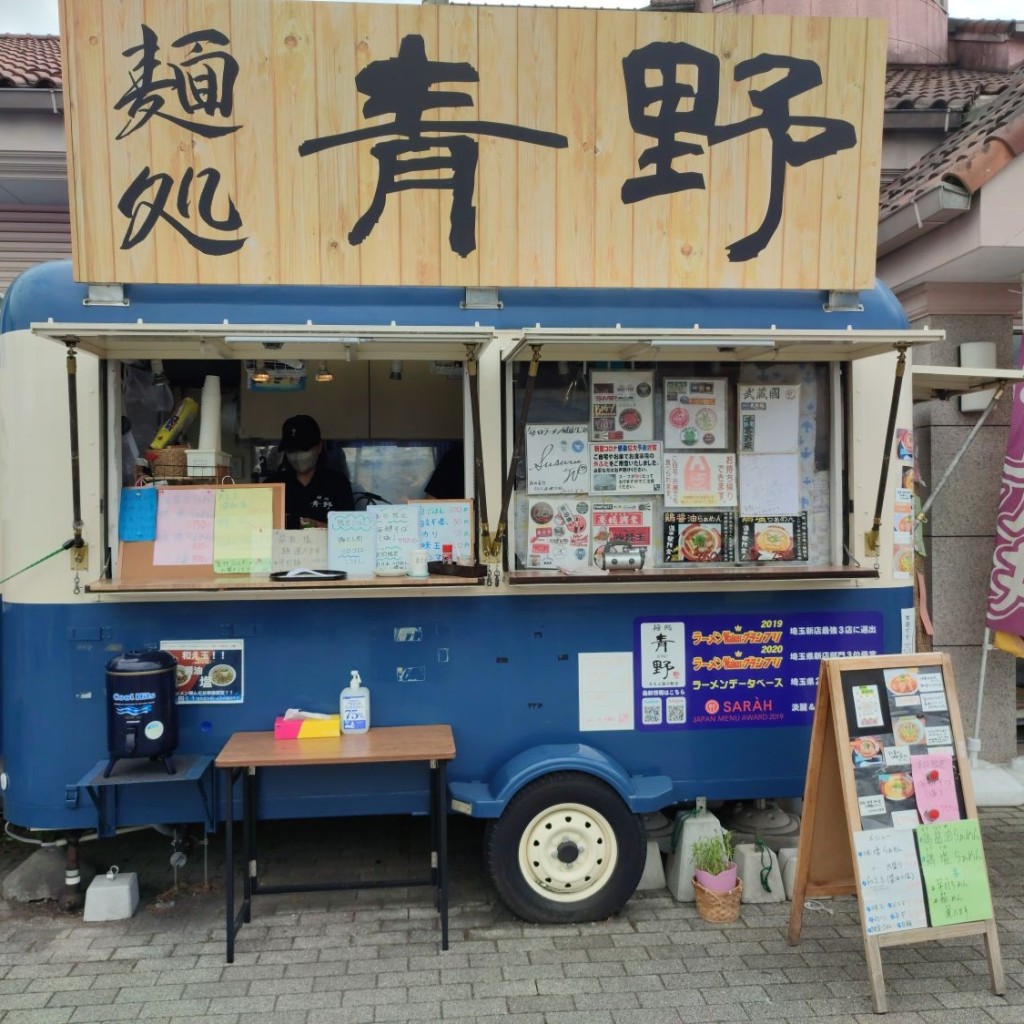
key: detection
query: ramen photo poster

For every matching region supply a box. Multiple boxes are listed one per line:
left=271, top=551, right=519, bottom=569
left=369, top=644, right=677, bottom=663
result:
left=160, top=638, right=244, bottom=704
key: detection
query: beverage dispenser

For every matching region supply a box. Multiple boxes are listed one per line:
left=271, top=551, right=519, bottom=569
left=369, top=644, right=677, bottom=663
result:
left=103, top=650, right=179, bottom=777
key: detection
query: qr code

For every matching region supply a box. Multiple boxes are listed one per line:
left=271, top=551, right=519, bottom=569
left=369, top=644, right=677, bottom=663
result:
left=642, top=699, right=662, bottom=725
left=666, top=697, right=687, bottom=724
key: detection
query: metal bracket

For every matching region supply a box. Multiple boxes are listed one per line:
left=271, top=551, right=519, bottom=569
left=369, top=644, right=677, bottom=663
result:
left=83, top=284, right=129, bottom=307
left=460, top=286, right=502, bottom=310
left=64, top=786, right=79, bottom=809
left=823, top=290, right=864, bottom=313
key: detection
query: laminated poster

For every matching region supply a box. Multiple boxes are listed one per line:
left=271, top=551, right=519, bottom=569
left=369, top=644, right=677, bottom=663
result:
left=525, top=424, right=590, bottom=494
left=590, top=442, right=662, bottom=494
left=663, top=453, right=736, bottom=508
left=663, top=378, right=727, bottom=449
left=737, top=383, right=801, bottom=454
left=161, top=638, right=244, bottom=705
left=738, top=514, right=808, bottom=561
left=118, top=487, right=158, bottom=542
left=370, top=505, right=419, bottom=573
left=738, top=453, right=801, bottom=516
left=663, top=511, right=736, bottom=563
left=153, top=487, right=215, bottom=565
left=526, top=498, right=591, bottom=570
left=327, top=511, right=374, bottom=575
left=591, top=371, right=654, bottom=441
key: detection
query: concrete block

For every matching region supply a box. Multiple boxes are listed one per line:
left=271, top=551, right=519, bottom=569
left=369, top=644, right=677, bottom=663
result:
left=83, top=869, right=139, bottom=921
left=778, top=846, right=799, bottom=900
left=735, top=843, right=785, bottom=903
left=665, top=811, right=723, bottom=903
left=636, top=839, right=666, bottom=890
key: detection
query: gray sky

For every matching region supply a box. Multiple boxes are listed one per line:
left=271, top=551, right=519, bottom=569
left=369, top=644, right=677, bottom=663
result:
left=0, top=0, right=1018, bottom=37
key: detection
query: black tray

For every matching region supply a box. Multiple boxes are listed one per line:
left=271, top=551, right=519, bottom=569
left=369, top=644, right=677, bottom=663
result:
left=427, top=561, right=488, bottom=578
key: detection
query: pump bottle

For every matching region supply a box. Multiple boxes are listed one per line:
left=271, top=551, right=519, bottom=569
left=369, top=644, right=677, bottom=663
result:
left=340, top=670, right=370, bottom=734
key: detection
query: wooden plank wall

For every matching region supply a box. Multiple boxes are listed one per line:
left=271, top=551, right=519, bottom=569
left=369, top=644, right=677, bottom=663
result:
left=60, top=0, right=885, bottom=291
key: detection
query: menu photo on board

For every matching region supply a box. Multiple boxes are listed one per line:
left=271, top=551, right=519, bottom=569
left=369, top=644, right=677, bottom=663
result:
left=738, top=514, right=809, bottom=561
left=843, top=665, right=962, bottom=832
left=663, top=510, right=737, bottom=564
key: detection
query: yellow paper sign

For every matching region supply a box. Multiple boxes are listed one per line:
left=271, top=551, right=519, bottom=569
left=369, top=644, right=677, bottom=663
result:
left=213, top=487, right=274, bottom=574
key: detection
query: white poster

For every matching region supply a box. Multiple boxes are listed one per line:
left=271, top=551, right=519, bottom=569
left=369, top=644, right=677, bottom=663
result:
left=591, top=371, right=654, bottom=441
left=853, top=828, right=929, bottom=935
left=578, top=651, right=634, bottom=731
left=271, top=529, right=328, bottom=572
left=526, top=498, right=592, bottom=570
left=738, top=453, right=801, bottom=516
left=663, top=377, right=728, bottom=449
left=371, top=505, right=420, bottom=574
left=737, top=383, right=801, bottom=454
left=327, top=511, right=375, bottom=575
left=663, top=453, right=737, bottom=508
left=525, top=424, right=590, bottom=494
left=590, top=442, right=662, bottom=494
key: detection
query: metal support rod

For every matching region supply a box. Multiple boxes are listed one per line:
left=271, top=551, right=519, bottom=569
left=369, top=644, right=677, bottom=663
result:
left=493, top=346, right=542, bottom=550
left=464, top=344, right=491, bottom=557
left=867, top=345, right=908, bottom=553
left=65, top=345, right=84, bottom=546
left=971, top=627, right=991, bottom=768
left=916, top=382, right=1007, bottom=524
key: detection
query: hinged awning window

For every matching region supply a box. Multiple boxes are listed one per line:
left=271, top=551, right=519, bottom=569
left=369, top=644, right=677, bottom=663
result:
left=502, top=327, right=945, bottom=363
left=28, top=322, right=494, bottom=362
left=911, top=365, right=1024, bottom=402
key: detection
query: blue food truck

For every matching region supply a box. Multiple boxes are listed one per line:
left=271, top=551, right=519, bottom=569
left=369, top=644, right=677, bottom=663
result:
left=0, top=257, right=935, bottom=921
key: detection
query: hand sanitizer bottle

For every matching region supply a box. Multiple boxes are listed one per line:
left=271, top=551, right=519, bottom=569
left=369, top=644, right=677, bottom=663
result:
left=340, top=670, right=370, bottom=734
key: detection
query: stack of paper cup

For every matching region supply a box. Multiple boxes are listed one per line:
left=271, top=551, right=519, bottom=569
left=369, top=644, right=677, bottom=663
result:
left=198, top=374, right=221, bottom=452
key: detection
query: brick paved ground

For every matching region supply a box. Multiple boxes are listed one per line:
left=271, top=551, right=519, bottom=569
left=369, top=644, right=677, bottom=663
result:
left=0, top=806, right=1020, bottom=1024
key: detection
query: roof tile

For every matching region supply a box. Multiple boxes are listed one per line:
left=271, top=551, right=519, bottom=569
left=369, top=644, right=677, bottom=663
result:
left=880, top=70, right=1024, bottom=218
left=885, top=65, right=1013, bottom=112
left=0, top=34, right=62, bottom=89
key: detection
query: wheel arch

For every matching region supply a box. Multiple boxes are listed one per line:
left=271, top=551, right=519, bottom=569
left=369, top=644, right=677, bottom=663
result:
left=447, top=743, right=674, bottom=818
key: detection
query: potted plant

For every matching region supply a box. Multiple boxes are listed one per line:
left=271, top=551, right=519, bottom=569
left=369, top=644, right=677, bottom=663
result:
left=691, top=830, right=742, bottom=922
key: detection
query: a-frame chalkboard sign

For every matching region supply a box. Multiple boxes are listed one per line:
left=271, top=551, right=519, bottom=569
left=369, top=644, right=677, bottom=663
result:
left=787, top=653, right=1004, bottom=1013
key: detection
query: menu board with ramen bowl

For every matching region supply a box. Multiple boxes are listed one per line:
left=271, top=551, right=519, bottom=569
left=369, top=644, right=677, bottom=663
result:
left=788, top=653, right=1003, bottom=1014
left=739, top=514, right=808, bottom=561
left=662, top=511, right=736, bottom=564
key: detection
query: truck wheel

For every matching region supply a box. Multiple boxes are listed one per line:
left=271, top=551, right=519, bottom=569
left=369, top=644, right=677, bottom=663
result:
left=485, top=771, right=646, bottom=924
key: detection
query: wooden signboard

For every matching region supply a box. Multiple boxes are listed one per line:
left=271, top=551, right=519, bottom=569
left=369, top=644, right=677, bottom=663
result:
left=788, top=653, right=1004, bottom=1013
left=59, top=0, right=886, bottom=291
left=118, top=484, right=284, bottom=581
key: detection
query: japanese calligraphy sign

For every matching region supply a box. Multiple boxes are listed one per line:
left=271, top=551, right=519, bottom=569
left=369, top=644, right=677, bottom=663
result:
left=788, top=653, right=1004, bottom=1014
left=60, top=1, right=885, bottom=290
left=632, top=611, right=881, bottom=731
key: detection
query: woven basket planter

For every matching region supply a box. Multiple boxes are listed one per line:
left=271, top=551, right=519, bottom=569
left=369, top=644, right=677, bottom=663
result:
left=693, top=876, right=743, bottom=923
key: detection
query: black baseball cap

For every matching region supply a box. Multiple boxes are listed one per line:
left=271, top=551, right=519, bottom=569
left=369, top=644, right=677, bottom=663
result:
left=279, top=414, right=322, bottom=452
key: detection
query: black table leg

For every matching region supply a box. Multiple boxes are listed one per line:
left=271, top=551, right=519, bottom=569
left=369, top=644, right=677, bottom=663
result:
left=437, top=759, right=449, bottom=950
left=224, top=767, right=235, bottom=964
left=243, top=767, right=255, bottom=912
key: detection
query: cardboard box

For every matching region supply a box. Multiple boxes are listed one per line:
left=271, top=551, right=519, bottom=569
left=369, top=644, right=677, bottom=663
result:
left=273, top=715, right=340, bottom=739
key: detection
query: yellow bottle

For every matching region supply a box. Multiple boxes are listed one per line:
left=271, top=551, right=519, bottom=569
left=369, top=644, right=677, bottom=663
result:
left=149, top=397, right=198, bottom=450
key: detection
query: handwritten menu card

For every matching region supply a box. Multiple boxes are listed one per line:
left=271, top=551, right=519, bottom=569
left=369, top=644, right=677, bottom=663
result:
left=119, top=487, right=158, bottom=542
left=153, top=487, right=215, bottom=565
left=326, top=512, right=374, bottom=575
left=271, top=529, right=328, bottom=573
left=213, top=487, right=273, bottom=573
left=910, top=752, right=959, bottom=824
left=525, top=425, right=590, bottom=494
left=372, top=505, right=420, bottom=572
left=853, top=828, right=928, bottom=935
left=916, top=819, right=993, bottom=927
left=414, top=500, right=474, bottom=561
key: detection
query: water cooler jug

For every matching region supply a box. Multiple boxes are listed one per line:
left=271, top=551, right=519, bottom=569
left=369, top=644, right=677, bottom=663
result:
left=104, top=650, right=179, bottom=777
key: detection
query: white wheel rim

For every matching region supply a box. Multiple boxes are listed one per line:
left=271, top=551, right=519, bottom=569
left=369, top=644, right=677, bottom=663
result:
left=517, top=801, right=619, bottom=903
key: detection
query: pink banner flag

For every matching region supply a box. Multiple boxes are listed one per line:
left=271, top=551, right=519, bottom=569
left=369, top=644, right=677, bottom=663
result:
left=986, top=349, right=1024, bottom=645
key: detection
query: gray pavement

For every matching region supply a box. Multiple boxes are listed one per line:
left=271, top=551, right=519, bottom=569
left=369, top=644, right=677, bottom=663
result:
left=0, top=806, right=1020, bottom=1024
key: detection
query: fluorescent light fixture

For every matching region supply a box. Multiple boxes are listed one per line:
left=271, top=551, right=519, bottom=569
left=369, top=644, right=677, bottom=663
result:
left=314, top=362, right=334, bottom=383
left=648, top=338, right=777, bottom=349
left=224, top=334, right=360, bottom=345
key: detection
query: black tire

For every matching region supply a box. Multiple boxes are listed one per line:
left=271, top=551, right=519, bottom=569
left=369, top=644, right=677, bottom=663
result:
left=484, top=771, right=646, bottom=924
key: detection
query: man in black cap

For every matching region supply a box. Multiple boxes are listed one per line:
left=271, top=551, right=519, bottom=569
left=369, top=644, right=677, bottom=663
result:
left=268, top=414, right=355, bottom=528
